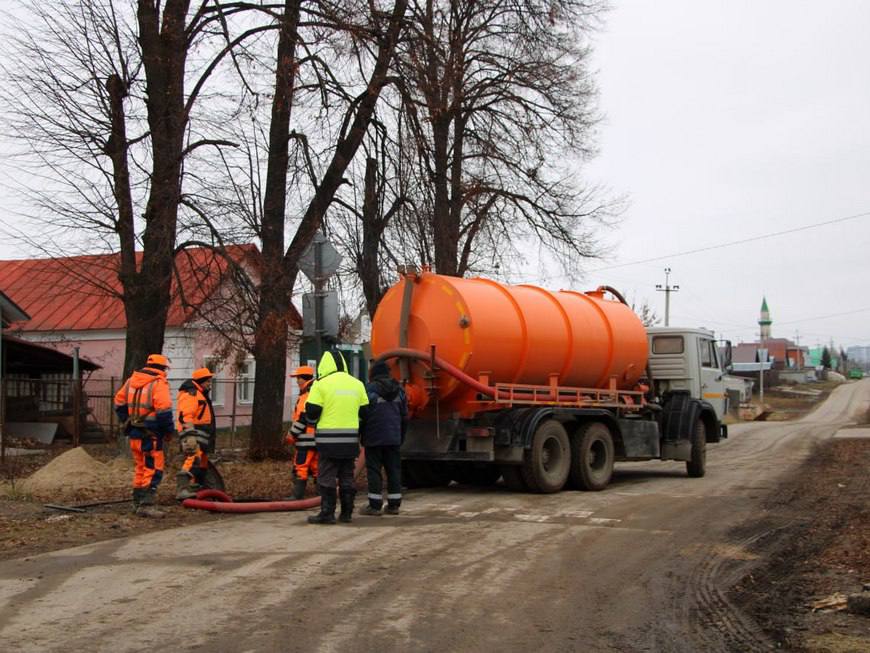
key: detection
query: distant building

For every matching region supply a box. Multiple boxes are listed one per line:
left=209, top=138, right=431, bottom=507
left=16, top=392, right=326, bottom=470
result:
left=846, top=345, right=870, bottom=365
left=732, top=297, right=808, bottom=380
left=807, top=347, right=839, bottom=370
left=758, top=296, right=772, bottom=340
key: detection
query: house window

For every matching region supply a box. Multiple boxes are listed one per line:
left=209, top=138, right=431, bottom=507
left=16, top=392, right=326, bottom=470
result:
left=237, top=359, right=255, bottom=404
left=204, top=358, right=224, bottom=406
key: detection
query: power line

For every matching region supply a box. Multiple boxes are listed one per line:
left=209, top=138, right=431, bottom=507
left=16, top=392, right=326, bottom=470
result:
left=589, top=209, right=870, bottom=272
left=776, top=306, right=870, bottom=325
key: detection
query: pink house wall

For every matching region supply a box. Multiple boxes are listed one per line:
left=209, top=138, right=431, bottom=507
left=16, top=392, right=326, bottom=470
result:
left=17, top=328, right=299, bottom=430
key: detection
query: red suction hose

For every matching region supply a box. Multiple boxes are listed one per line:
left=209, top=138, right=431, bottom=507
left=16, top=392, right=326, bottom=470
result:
left=182, top=451, right=368, bottom=513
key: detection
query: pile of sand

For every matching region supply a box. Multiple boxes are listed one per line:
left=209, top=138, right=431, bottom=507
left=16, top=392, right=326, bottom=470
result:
left=18, top=447, right=130, bottom=496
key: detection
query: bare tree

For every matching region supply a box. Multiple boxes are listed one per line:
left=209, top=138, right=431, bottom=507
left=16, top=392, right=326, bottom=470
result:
left=1, top=1, right=274, bottom=376
left=330, top=123, right=411, bottom=318
left=182, top=0, right=409, bottom=457
left=630, top=297, right=661, bottom=328
left=385, top=0, right=616, bottom=278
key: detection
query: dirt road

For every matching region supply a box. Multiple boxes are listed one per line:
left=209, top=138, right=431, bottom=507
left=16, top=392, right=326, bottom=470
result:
left=2, top=380, right=868, bottom=653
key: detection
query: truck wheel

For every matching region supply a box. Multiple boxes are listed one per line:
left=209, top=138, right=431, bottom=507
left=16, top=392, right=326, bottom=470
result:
left=500, top=465, right=527, bottom=492
left=521, top=420, right=571, bottom=493
left=569, top=422, right=614, bottom=491
left=686, top=418, right=707, bottom=478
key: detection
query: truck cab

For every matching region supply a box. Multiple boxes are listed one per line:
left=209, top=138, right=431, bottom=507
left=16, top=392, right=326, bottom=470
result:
left=647, top=326, right=730, bottom=441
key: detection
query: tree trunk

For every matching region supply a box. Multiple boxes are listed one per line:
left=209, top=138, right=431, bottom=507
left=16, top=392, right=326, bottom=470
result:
left=249, top=0, right=407, bottom=458
left=249, top=0, right=301, bottom=459
left=117, top=0, right=191, bottom=378
left=360, top=157, right=386, bottom=317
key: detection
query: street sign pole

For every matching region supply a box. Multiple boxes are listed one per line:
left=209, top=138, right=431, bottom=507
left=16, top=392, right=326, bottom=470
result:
left=314, top=236, right=323, bottom=360
left=299, top=232, right=342, bottom=363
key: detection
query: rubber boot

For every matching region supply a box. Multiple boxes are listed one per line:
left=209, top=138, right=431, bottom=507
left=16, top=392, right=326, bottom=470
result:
left=175, top=471, right=197, bottom=501
left=307, top=487, right=337, bottom=525
left=338, top=489, right=356, bottom=523
left=136, top=489, right=165, bottom=518
left=291, top=478, right=307, bottom=501
left=131, top=488, right=144, bottom=513
left=385, top=501, right=401, bottom=516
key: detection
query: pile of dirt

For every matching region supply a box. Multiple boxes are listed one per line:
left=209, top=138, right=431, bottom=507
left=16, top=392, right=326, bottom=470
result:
left=18, top=447, right=128, bottom=497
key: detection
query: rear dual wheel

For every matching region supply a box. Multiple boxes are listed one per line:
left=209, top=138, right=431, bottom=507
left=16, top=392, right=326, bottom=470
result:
left=569, top=422, right=615, bottom=491
left=520, top=420, right=571, bottom=493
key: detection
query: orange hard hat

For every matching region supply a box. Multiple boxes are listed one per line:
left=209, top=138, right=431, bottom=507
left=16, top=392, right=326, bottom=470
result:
left=192, top=367, right=213, bottom=382
left=146, top=353, right=170, bottom=368
left=290, top=365, right=315, bottom=378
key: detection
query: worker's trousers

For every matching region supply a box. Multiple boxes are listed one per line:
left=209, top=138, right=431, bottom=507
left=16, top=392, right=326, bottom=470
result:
left=294, top=448, right=319, bottom=481
left=365, top=445, right=402, bottom=509
left=317, top=456, right=355, bottom=492
left=182, top=446, right=209, bottom=485
left=130, top=434, right=165, bottom=491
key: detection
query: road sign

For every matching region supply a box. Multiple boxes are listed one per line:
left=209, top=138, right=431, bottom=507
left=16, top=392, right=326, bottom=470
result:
left=302, top=290, right=339, bottom=338
left=299, top=233, right=341, bottom=284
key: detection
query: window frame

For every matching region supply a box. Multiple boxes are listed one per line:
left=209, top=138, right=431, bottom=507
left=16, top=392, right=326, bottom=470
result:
left=652, top=335, right=684, bottom=355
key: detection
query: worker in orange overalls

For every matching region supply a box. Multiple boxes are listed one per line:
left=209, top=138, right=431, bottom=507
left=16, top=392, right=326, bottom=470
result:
left=175, top=367, right=220, bottom=500
left=286, top=365, right=317, bottom=500
left=114, top=354, right=176, bottom=517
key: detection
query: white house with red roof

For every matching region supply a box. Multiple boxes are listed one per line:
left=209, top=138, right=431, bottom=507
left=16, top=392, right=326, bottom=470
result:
left=0, top=245, right=302, bottom=429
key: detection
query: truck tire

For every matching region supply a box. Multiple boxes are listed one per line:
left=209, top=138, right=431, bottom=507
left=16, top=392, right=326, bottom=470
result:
left=500, top=465, right=528, bottom=492
left=687, top=418, right=707, bottom=478
left=569, top=422, right=614, bottom=491
left=521, top=420, right=571, bottom=493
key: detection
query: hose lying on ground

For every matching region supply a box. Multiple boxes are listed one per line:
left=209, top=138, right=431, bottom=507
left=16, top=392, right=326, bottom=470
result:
left=182, top=490, right=321, bottom=513
left=182, top=451, right=367, bottom=513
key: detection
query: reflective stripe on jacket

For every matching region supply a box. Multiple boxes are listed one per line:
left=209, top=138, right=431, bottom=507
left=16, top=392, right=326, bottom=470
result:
left=114, top=367, right=174, bottom=438
left=306, top=351, right=368, bottom=459
left=176, top=379, right=215, bottom=436
left=291, top=388, right=316, bottom=449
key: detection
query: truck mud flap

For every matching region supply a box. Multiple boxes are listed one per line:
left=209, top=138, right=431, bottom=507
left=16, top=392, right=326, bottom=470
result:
left=661, top=392, right=700, bottom=442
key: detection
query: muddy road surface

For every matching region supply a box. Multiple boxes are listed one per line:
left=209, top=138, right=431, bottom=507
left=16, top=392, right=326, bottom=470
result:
left=2, top=380, right=868, bottom=653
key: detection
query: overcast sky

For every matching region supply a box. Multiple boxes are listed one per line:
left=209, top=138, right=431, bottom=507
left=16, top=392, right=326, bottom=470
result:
left=1, top=1, right=869, bottom=350
left=546, top=0, right=870, bottom=349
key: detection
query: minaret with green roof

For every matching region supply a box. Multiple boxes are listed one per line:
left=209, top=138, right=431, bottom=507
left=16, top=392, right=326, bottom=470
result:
left=759, top=296, right=771, bottom=341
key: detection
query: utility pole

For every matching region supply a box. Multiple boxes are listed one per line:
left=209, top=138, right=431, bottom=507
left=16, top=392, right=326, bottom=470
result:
left=655, top=267, right=680, bottom=327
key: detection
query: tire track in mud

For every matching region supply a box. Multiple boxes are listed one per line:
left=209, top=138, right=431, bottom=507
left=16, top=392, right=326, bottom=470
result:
left=689, top=518, right=818, bottom=652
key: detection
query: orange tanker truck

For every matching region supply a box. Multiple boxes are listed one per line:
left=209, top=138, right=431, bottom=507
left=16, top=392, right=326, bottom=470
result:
left=370, top=268, right=730, bottom=493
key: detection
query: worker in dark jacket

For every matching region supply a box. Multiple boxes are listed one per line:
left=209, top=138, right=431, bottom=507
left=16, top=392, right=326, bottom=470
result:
left=305, top=349, right=369, bottom=524
left=360, top=360, right=408, bottom=516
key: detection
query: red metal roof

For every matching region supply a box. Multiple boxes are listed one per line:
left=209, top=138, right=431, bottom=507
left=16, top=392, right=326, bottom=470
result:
left=0, top=245, right=300, bottom=332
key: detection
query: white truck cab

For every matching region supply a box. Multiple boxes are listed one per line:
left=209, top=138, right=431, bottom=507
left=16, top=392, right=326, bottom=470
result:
left=647, top=326, right=731, bottom=437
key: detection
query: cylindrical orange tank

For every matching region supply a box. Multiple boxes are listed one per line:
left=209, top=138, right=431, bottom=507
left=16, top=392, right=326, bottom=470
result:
left=370, top=271, right=649, bottom=416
